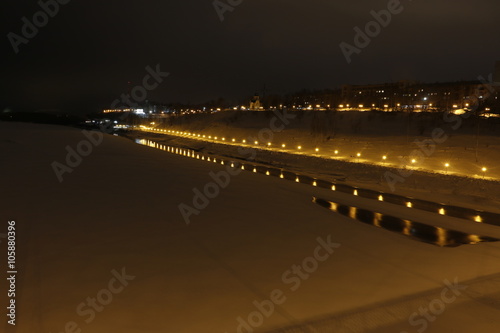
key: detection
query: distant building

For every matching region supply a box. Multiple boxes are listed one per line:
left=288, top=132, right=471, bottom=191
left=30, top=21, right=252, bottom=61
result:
left=340, top=80, right=495, bottom=112
left=103, top=108, right=145, bottom=114
left=338, top=62, right=500, bottom=113
left=249, top=93, right=262, bottom=110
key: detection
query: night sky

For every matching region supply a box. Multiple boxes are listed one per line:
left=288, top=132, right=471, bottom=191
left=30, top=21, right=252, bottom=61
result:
left=1, top=0, right=499, bottom=113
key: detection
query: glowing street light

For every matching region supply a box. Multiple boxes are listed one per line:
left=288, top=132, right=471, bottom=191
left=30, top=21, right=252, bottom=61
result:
left=298, top=146, right=302, bottom=150
left=356, top=153, right=361, bottom=157
left=267, top=142, right=272, bottom=147
left=411, top=159, right=417, bottom=164
left=382, top=155, right=387, bottom=160
left=282, top=144, right=286, bottom=148
left=315, top=148, right=319, bottom=152
left=334, top=150, right=339, bottom=155
left=254, top=141, right=258, bottom=145
left=444, top=162, right=450, bottom=174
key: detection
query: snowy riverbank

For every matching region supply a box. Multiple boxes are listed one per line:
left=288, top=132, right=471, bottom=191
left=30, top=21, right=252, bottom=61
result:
left=2, top=121, right=500, bottom=333
left=131, top=110, right=500, bottom=214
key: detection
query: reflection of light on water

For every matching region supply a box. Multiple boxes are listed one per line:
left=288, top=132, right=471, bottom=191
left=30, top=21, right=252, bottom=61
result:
left=315, top=197, right=499, bottom=247
left=349, top=207, right=357, bottom=219
left=436, top=227, right=447, bottom=247
left=402, top=220, right=411, bottom=236
left=468, top=235, right=481, bottom=244
left=374, top=213, right=383, bottom=227
left=439, top=208, right=446, bottom=215
left=475, top=215, right=483, bottom=223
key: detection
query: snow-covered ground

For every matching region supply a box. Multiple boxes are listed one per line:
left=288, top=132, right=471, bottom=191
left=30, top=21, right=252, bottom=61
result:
left=2, top=122, right=500, bottom=333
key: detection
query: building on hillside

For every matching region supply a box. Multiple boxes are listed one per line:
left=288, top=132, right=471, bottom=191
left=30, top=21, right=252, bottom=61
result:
left=249, top=94, right=263, bottom=110
left=340, top=80, right=495, bottom=112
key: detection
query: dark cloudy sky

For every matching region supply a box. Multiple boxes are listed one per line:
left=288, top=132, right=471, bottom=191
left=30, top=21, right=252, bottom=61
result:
left=1, top=0, right=499, bottom=113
